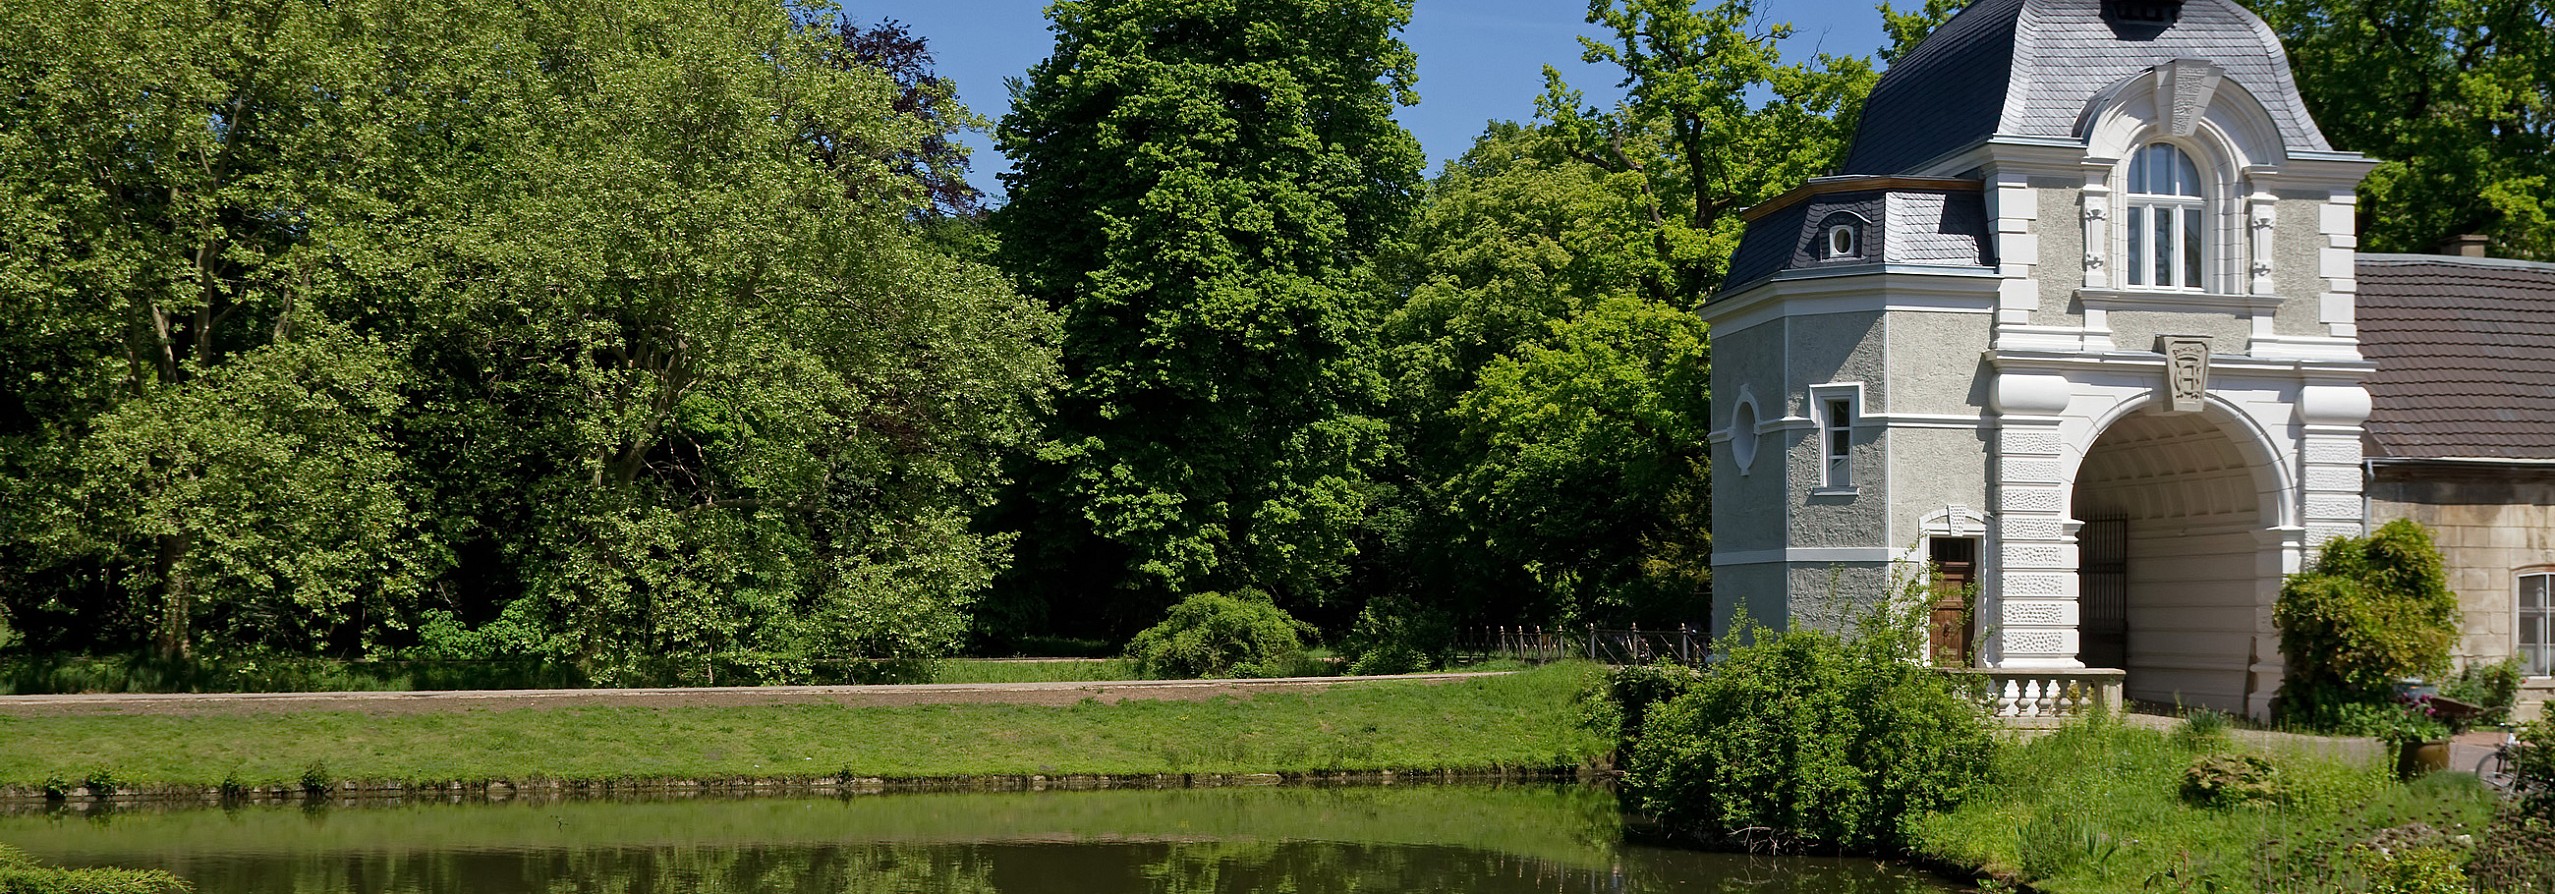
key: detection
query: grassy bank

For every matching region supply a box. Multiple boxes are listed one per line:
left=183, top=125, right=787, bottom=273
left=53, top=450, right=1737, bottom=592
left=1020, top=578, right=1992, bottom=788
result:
left=0, top=664, right=1609, bottom=795
left=1911, top=715, right=2501, bottom=893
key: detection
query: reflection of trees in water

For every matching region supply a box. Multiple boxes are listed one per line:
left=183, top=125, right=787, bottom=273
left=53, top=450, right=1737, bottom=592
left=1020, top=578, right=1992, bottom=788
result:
left=138, top=838, right=1954, bottom=893
left=170, top=844, right=1000, bottom=894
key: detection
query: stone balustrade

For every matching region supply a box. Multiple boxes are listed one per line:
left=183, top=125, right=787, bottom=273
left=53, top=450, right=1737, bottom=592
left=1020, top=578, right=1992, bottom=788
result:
left=1941, top=668, right=2127, bottom=719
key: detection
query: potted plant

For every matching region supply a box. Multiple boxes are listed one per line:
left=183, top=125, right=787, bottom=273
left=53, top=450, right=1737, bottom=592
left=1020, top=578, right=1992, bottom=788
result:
left=2385, top=690, right=2455, bottom=778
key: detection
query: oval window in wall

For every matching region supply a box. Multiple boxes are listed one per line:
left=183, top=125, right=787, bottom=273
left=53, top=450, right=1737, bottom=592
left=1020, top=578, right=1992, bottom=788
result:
left=1815, top=212, right=1866, bottom=261
left=1731, top=398, right=1761, bottom=473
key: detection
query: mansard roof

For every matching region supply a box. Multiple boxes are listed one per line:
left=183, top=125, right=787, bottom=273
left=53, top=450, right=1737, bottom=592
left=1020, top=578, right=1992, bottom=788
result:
left=1841, top=0, right=2331, bottom=176
left=2357, top=254, right=2555, bottom=462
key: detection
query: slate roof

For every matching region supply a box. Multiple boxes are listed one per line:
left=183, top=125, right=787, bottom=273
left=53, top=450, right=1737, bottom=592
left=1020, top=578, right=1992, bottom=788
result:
left=1720, top=179, right=1994, bottom=293
left=2356, top=255, right=2555, bottom=461
left=1841, top=0, right=2330, bottom=176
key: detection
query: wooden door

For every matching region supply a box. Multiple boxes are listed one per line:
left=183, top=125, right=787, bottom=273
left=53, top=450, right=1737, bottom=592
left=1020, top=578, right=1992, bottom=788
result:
left=1928, top=538, right=1978, bottom=666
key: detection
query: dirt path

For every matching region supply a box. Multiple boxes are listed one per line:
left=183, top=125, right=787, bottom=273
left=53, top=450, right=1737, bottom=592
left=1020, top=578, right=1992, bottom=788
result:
left=0, top=672, right=1514, bottom=718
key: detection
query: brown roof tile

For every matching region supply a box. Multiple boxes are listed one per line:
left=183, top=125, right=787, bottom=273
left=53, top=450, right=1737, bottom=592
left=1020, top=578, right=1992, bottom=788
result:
left=2356, top=255, right=2555, bottom=461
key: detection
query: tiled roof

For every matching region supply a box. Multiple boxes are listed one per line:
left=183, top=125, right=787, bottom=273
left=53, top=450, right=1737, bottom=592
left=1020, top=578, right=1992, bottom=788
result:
left=2357, top=255, right=2555, bottom=461
left=1842, top=0, right=2330, bottom=176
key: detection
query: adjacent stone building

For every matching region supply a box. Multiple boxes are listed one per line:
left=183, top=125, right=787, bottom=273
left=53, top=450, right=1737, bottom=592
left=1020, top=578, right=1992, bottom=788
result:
left=1696, top=0, right=2534, bottom=719
left=2357, top=254, right=2555, bottom=716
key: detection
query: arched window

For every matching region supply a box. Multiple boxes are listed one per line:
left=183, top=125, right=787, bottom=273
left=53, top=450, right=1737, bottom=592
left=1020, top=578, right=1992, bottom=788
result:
left=2123, top=143, right=2204, bottom=290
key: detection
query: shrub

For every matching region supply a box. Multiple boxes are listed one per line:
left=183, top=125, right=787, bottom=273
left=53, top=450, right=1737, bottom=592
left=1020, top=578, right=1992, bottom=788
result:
left=81, top=769, right=121, bottom=798
left=1339, top=596, right=1452, bottom=676
left=1584, top=661, right=1701, bottom=748
left=2273, top=520, right=2459, bottom=729
left=2356, top=845, right=2470, bottom=894
left=1123, top=590, right=1315, bottom=679
left=298, top=761, right=332, bottom=796
left=1621, top=608, right=1991, bottom=852
left=2469, top=805, right=2555, bottom=891
left=2442, top=656, right=2524, bottom=725
left=2181, top=753, right=2282, bottom=808
left=0, top=845, right=191, bottom=894
left=2173, top=707, right=2233, bottom=749
left=2516, top=719, right=2555, bottom=817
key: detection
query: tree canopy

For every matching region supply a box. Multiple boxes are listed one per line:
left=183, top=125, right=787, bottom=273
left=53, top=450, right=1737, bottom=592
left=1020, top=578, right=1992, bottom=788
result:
left=0, top=0, right=1055, bottom=678
left=2251, top=0, right=2554, bottom=259
left=990, top=0, right=1426, bottom=634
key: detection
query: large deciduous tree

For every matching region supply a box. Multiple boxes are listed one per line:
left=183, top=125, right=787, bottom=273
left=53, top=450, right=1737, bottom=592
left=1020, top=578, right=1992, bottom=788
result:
left=992, top=0, right=1425, bottom=633
left=2249, top=0, right=2554, bottom=259
left=1353, top=0, right=1877, bottom=643
left=0, top=0, right=1055, bottom=676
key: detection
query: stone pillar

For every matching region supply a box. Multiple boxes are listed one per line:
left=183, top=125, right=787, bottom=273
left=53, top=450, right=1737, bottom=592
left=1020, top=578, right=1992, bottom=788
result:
left=1990, top=373, right=2084, bottom=668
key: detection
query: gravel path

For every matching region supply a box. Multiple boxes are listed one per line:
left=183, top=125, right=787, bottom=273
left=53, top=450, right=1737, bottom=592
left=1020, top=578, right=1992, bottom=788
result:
left=0, top=672, right=1513, bottom=718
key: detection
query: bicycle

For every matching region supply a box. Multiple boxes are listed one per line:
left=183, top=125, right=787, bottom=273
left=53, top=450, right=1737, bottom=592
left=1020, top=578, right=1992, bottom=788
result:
left=2476, top=723, right=2531, bottom=794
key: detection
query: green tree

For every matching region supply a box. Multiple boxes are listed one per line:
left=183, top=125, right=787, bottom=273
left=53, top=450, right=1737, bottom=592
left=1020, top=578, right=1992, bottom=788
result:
left=2249, top=0, right=2555, bottom=259
left=0, top=0, right=1054, bottom=675
left=1551, top=0, right=1879, bottom=303
left=991, top=0, right=1426, bottom=631
left=2273, top=519, right=2463, bottom=728
left=1356, top=2, right=1875, bottom=640
left=1878, top=0, right=1967, bottom=63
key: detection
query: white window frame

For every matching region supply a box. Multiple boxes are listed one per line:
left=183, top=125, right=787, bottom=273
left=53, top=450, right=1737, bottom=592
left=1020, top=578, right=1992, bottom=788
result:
left=1809, top=383, right=1862, bottom=493
left=1728, top=392, right=1762, bottom=475
left=2521, top=569, right=2553, bottom=678
left=2118, top=141, right=2209, bottom=292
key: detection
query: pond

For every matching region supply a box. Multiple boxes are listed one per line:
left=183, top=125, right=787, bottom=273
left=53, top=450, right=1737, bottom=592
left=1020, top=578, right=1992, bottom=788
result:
left=0, top=784, right=1961, bottom=893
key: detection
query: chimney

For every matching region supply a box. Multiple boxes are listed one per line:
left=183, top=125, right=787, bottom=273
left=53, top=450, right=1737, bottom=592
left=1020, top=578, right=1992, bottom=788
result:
left=2440, top=234, right=2491, bottom=258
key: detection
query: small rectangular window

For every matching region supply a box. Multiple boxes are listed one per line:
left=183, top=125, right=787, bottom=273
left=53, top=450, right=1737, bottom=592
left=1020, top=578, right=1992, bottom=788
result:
left=1823, top=397, right=1854, bottom=488
left=2522, top=572, right=2552, bottom=677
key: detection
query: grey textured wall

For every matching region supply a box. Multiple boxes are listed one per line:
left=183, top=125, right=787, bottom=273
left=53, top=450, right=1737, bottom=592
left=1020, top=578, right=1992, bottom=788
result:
left=2271, top=197, right=2328, bottom=337
left=2107, top=310, right=2249, bottom=353
left=1785, top=311, right=1888, bottom=548
left=2035, top=186, right=2087, bottom=327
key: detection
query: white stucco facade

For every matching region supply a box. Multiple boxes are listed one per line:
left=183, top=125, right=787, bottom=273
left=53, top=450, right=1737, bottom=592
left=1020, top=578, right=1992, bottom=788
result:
left=1705, top=0, right=2378, bottom=716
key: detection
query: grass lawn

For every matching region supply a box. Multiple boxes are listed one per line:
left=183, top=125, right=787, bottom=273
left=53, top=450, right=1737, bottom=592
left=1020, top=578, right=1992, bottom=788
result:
left=0, top=664, right=1611, bottom=791
left=1912, top=714, right=2502, bottom=893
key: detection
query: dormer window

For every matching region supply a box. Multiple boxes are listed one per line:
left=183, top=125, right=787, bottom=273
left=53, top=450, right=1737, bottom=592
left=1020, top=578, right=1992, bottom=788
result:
left=2123, top=142, right=2204, bottom=290
left=1816, top=212, right=1865, bottom=261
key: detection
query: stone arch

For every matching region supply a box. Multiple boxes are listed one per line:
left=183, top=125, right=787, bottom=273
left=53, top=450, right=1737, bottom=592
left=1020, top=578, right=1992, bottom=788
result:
left=2065, top=393, right=2291, bottom=714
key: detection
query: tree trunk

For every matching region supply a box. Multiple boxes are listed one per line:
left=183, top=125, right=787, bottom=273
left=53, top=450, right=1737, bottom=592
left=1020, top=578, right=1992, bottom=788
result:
left=154, top=532, right=192, bottom=661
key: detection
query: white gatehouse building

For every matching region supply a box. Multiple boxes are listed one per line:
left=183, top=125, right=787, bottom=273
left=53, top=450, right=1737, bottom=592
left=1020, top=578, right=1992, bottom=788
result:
left=1704, top=0, right=2555, bottom=719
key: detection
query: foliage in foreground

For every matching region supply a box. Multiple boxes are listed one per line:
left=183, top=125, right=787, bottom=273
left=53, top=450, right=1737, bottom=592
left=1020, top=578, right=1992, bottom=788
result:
left=1124, top=591, right=1318, bottom=679
left=0, top=845, right=188, bottom=894
left=2273, top=520, right=2462, bottom=732
left=1619, top=606, right=1992, bottom=853
left=1910, top=715, right=2503, bottom=894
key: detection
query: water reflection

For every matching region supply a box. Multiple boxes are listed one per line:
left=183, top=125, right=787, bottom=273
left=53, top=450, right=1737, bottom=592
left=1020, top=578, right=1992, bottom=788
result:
left=0, top=786, right=1955, bottom=893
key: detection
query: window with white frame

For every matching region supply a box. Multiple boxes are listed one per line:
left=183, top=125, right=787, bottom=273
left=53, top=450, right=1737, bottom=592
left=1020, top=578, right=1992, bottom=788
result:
left=2122, top=142, right=2206, bottom=290
left=1820, top=394, right=1855, bottom=488
left=2521, top=570, right=2552, bottom=677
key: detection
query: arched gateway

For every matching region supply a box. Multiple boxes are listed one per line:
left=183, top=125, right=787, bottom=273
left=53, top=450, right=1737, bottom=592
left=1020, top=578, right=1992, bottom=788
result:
left=1703, top=0, right=2378, bottom=717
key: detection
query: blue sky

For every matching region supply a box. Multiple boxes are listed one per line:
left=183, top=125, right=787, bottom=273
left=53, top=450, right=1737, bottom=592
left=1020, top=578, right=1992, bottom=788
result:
left=849, top=0, right=1900, bottom=196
